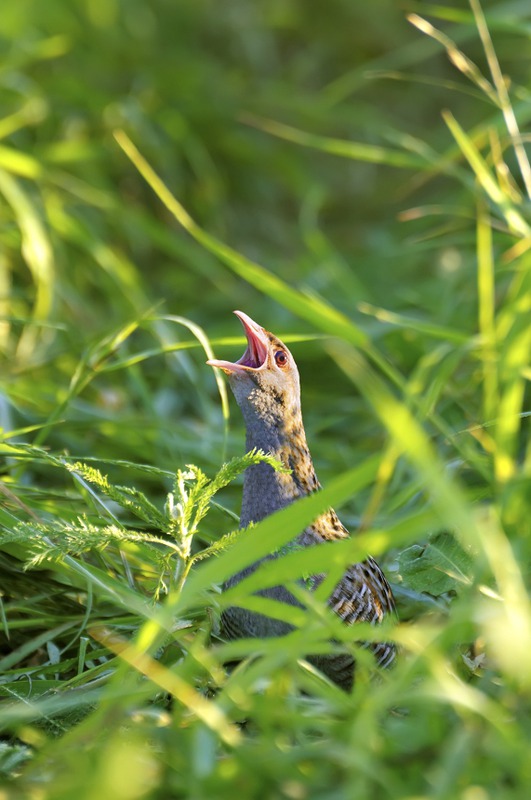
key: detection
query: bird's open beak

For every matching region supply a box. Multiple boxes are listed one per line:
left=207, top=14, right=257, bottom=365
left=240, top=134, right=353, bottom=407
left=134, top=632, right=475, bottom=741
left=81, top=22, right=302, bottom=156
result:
left=207, top=310, right=269, bottom=374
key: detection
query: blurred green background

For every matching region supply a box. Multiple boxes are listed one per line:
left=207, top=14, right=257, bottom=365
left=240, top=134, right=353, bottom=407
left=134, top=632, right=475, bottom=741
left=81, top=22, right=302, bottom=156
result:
left=4, top=0, right=527, bottom=483
left=2, top=0, right=531, bottom=797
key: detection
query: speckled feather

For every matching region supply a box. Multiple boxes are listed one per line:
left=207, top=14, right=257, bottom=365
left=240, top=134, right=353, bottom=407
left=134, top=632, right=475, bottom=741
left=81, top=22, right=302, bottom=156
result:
left=207, top=312, right=396, bottom=690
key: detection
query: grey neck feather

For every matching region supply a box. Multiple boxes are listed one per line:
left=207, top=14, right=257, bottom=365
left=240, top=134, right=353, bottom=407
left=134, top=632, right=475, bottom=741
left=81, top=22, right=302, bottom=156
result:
left=239, top=407, right=317, bottom=527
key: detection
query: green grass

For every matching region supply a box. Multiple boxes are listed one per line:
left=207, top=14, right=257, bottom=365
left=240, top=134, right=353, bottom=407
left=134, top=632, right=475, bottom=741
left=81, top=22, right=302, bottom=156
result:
left=1, top=1, right=531, bottom=797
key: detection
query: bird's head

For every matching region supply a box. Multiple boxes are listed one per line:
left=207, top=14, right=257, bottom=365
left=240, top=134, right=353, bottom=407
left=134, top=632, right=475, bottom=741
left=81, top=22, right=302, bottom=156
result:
left=207, top=311, right=301, bottom=429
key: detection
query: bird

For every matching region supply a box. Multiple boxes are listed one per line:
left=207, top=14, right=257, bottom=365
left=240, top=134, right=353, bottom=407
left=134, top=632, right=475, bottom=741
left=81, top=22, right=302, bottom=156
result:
left=207, top=310, right=396, bottom=690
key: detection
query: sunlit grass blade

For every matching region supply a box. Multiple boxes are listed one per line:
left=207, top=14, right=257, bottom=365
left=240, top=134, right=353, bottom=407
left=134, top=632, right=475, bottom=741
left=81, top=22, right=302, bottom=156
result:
left=492, top=266, right=531, bottom=483
left=471, top=508, right=531, bottom=689
left=407, top=13, right=498, bottom=103
left=328, top=341, right=479, bottom=546
left=443, top=110, right=530, bottom=237
left=0, top=100, right=45, bottom=141
left=114, top=130, right=368, bottom=348
left=357, top=301, right=470, bottom=343
left=0, top=146, right=43, bottom=179
left=489, top=129, right=523, bottom=204
left=396, top=97, right=531, bottom=197
left=240, top=114, right=428, bottom=169
left=0, top=168, right=54, bottom=360
left=164, top=314, right=230, bottom=440
left=476, top=199, right=498, bottom=423
left=469, top=0, right=531, bottom=198
left=90, top=626, right=240, bottom=746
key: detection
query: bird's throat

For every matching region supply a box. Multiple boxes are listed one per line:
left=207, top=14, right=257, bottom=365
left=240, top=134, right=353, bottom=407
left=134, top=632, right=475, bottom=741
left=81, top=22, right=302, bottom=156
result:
left=240, top=415, right=320, bottom=527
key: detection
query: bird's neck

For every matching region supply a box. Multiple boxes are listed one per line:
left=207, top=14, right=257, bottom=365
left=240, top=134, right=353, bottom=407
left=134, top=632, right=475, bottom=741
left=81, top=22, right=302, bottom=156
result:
left=240, top=411, right=320, bottom=527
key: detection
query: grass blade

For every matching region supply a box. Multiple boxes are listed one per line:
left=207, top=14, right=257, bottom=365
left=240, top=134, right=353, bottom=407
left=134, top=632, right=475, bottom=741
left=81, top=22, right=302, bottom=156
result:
left=113, top=130, right=368, bottom=348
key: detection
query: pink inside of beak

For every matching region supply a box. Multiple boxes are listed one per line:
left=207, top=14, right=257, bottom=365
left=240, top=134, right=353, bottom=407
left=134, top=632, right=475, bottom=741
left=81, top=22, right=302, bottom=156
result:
left=207, top=310, right=269, bottom=373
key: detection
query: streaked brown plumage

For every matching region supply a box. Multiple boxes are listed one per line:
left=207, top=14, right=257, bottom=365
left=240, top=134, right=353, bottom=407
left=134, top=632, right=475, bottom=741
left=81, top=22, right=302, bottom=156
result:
left=207, top=311, right=396, bottom=689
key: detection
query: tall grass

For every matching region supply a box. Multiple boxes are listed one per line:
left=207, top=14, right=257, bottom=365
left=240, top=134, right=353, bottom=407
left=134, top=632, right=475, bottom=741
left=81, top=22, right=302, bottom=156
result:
left=1, top=1, right=530, bottom=798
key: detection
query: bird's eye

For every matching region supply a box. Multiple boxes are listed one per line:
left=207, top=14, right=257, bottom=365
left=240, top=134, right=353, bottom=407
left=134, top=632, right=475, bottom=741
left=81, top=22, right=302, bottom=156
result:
left=274, top=350, right=288, bottom=368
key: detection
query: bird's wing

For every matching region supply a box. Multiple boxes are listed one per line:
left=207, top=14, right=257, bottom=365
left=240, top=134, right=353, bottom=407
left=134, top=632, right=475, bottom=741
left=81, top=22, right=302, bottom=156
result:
left=328, top=556, right=397, bottom=668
